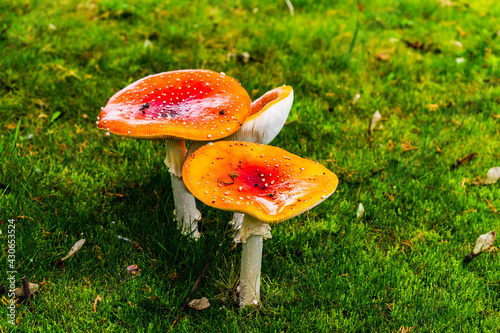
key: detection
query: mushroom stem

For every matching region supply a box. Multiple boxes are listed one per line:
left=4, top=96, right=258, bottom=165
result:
left=231, top=213, right=245, bottom=243
left=164, top=140, right=188, bottom=178
left=239, top=215, right=272, bottom=307
left=170, top=174, right=201, bottom=239
left=165, top=139, right=201, bottom=239
left=239, top=233, right=263, bottom=307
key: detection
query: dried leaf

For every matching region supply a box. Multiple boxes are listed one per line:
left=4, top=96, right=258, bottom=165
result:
left=401, top=141, right=418, bottom=151
left=485, top=199, right=498, bottom=213
left=461, top=178, right=468, bottom=187
left=484, top=48, right=491, bottom=61
left=352, top=93, right=361, bottom=105
left=450, top=153, right=477, bottom=171
left=375, top=50, right=391, bottom=62
left=387, top=140, right=394, bottom=150
left=473, top=230, right=496, bottom=255
left=483, top=167, right=500, bottom=185
left=14, top=283, right=39, bottom=297
left=369, top=111, right=381, bottom=134
left=126, top=265, right=139, bottom=276
left=437, top=0, right=454, bottom=6
left=357, top=203, right=364, bottom=218
left=60, top=239, right=86, bottom=262
left=397, top=326, right=414, bottom=333
left=93, top=294, right=101, bottom=312
left=188, top=297, right=211, bottom=310
left=428, top=103, right=441, bottom=111
left=402, top=40, right=441, bottom=54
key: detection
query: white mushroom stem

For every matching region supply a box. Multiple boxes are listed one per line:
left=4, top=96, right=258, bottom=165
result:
left=239, top=215, right=272, bottom=307
left=169, top=175, right=201, bottom=239
left=164, top=140, right=188, bottom=178
left=230, top=212, right=245, bottom=242
left=164, top=139, right=201, bottom=239
left=230, top=212, right=245, bottom=229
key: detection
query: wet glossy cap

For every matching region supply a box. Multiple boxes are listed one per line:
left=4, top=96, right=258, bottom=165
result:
left=97, top=69, right=251, bottom=140
left=183, top=141, right=338, bottom=223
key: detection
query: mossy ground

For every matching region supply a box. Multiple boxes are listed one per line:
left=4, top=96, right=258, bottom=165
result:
left=1, top=0, right=499, bottom=331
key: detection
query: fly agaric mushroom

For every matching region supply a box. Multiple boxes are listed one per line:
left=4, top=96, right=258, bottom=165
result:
left=187, top=85, right=294, bottom=234
left=182, top=141, right=338, bottom=306
left=97, top=70, right=251, bottom=239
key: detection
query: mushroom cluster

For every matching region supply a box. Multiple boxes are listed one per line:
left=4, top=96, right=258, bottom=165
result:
left=183, top=141, right=338, bottom=306
left=98, top=69, right=339, bottom=308
left=98, top=69, right=294, bottom=240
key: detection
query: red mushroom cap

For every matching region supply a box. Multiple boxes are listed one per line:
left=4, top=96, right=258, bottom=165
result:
left=97, top=70, right=251, bottom=140
left=183, top=141, right=339, bottom=223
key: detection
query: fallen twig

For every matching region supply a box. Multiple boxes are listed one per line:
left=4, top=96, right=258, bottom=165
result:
left=22, top=277, right=38, bottom=326
left=171, top=259, right=212, bottom=329
left=181, top=259, right=212, bottom=311
left=365, top=167, right=386, bottom=179
left=22, top=278, right=35, bottom=315
left=424, top=186, right=466, bottom=195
